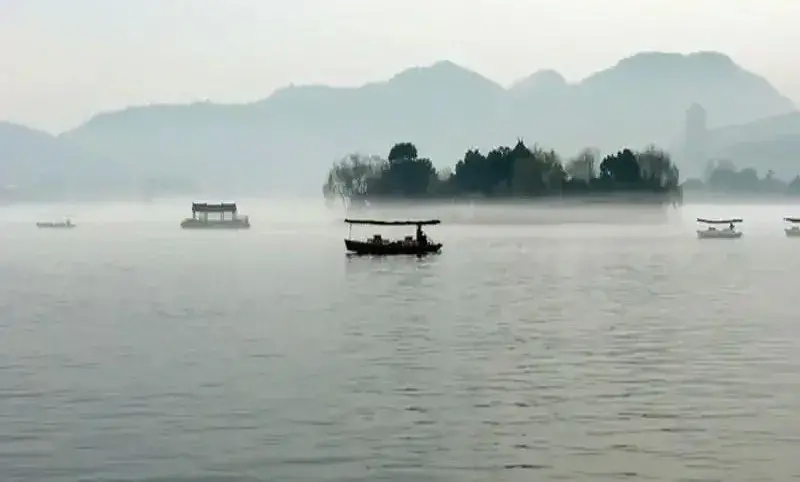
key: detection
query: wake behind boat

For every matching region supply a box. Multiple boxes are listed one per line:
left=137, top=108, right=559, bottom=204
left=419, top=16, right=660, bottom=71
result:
left=181, top=202, right=250, bottom=229
left=344, top=218, right=442, bottom=255
left=696, top=218, right=743, bottom=239
left=36, top=219, right=75, bottom=229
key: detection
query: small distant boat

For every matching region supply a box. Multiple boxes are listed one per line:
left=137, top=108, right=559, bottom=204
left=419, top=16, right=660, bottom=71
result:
left=36, top=219, right=75, bottom=229
left=784, top=217, right=800, bottom=237
left=344, top=218, right=443, bottom=255
left=696, top=218, right=743, bottom=239
left=180, top=202, right=250, bottom=229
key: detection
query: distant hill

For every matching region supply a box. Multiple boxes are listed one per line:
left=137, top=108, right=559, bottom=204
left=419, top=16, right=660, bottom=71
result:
left=0, top=122, right=120, bottom=201
left=11, top=51, right=799, bottom=198
left=697, top=112, right=800, bottom=179
left=0, top=122, right=194, bottom=201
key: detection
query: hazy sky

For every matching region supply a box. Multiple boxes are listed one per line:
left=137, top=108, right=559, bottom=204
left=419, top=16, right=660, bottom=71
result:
left=2, top=0, right=799, bottom=133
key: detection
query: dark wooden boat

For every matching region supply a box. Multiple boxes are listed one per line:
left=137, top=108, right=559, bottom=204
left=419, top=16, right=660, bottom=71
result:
left=344, top=238, right=443, bottom=255
left=344, top=219, right=443, bottom=255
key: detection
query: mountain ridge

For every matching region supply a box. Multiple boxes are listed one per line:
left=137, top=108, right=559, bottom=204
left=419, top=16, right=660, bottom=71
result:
left=68, top=51, right=798, bottom=130
left=2, top=50, right=797, bottom=199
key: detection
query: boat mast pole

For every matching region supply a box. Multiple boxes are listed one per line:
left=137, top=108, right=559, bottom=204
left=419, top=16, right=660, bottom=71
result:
left=348, top=223, right=352, bottom=239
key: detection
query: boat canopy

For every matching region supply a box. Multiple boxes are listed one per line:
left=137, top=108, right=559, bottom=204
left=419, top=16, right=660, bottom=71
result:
left=784, top=217, right=800, bottom=223
left=696, top=218, right=743, bottom=224
left=193, top=202, right=237, bottom=213
left=344, top=219, right=440, bottom=226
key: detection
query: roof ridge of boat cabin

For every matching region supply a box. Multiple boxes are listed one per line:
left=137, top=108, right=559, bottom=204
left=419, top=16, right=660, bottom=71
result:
left=344, top=218, right=440, bottom=226
left=193, top=202, right=237, bottom=213
left=784, top=217, right=800, bottom=223
left=696, top=218, right=743, bottom=223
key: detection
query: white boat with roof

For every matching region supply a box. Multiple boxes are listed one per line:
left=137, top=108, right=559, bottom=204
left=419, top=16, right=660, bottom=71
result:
left=36, top=219, right=75, bottom=229
left=785, top=217, right=800, bottom=237
left=180, top=202, right=250, bottom=229
left=696, top=218, right=742, bottom=239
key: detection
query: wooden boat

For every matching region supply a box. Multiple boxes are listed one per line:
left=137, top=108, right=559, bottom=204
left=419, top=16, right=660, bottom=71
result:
left=785, top=217, right=800, bottom=237
left=344, top=219, right=443, bottom=255
left=36, top=219, right=75, bottom=229
left=696, top=218, right=743, bottom=239
left=181, top=202, right=250, bottom=229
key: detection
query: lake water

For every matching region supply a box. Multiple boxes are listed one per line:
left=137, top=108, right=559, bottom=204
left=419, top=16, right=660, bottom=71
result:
left=2, top=199, right=800, bottom=481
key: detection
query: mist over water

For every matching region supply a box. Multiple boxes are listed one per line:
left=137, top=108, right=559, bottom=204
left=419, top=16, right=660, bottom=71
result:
left=2, top=199, right=800, bottom=481
left=2, top=197, right=797, bottom=230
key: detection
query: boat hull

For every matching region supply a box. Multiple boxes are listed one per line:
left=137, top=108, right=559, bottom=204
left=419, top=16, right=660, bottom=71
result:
left=180, top=219, right=250, bottom=229
left=36, top=223, right=75, bottom=229
left=345, top=239, right=442, bottom=255
left=786, top=228, right=800, bottom=237
left=697, top=229, right=742, bottom=239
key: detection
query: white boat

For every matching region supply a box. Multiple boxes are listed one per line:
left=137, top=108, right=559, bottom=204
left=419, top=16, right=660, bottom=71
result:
left=36, top=219, right=75, bottom=229
left=784, top=217, right=800, bottom=237
left=180, top=202, right=250, bottom=229
left=696, top=218, right=743, bottom=239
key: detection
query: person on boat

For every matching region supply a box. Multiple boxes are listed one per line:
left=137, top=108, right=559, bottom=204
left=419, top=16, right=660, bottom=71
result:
left=729, top=222, right=735, bottom=231
left=416, top=224, right=428, bottom=246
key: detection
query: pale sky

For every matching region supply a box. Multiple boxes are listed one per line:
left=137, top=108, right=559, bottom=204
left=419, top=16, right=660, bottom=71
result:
left=2, top=0, right=799, bottom=133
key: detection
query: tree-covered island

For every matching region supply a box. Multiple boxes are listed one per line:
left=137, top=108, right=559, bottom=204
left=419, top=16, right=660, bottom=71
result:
left=323, top=140, right=682, bottom=205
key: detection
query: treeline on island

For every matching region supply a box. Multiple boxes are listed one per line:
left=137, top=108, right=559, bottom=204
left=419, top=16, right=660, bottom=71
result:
left=323, top=140, right=681, bottom=205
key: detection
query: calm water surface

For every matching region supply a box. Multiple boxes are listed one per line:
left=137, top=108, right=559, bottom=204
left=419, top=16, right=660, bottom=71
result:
left=1, top=200, right=800, bottom=481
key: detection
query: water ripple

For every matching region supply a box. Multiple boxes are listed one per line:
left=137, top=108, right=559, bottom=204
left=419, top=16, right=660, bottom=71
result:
left=2, top=206, right=800, bottom=480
